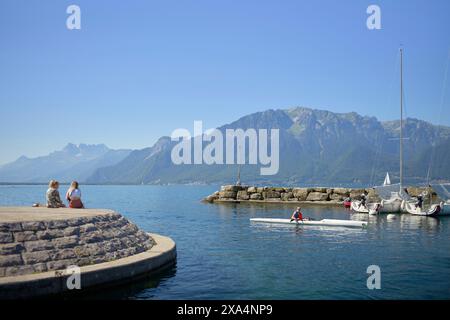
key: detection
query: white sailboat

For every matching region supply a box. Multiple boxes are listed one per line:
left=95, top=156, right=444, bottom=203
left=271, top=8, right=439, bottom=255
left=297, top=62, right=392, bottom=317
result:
left=430, top=183, right=450, bottom=215
left=400, top=48, right=450, bottom=216
left=352, top=49, right=409, bottom=214
left=376, top=171, right=406, bottom=213
left=350, top=201, right=370, bottom=214
left=374, top=183, right=407, bottom=213
left=401, top=199, right=442, bottom=216
left=350, top=198, right=381, bottom=215
left=399, top=182, right=445, bottom=216
left=383, top=172, right=391, bottom=186
left=377, top=49, right=410, bottom=213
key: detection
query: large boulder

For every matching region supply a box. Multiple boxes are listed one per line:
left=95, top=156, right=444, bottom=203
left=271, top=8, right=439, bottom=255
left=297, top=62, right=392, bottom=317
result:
left=247, top=187, right=257, bottom=193
left=293, top=188, right=309, bottom=201
left=220, top=185, right=242, bottom=192
left=329, top=193, right=343, bottom=201
left=333, top=188, right=349, bottom=196
left=219, top=191, right=237, bottom=199
left=306, top=192, right=329, bottom=201
left=237, top=191, right=250, bottom=200
left=264, top=191, right=281, bottom=199
left=281, top=192, right=294, bottom=201
left=203, top=195, right=217, bottom=203
left=250, top=193, right=263, bottom=200
left=313, top=187, right=327, bottom=193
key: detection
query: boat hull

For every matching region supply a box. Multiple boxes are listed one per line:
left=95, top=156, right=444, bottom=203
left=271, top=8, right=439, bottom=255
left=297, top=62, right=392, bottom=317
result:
left=401, top=201, right=442, bottom=217
left=350, top=200, right=369, bottom=213
left=350, top=201, right=380, bottom=215
left=379, top=198, right=402, bottom=213
left=250, top=218, right=367, bottom=228
left=442, top=203, right=450, bottom=215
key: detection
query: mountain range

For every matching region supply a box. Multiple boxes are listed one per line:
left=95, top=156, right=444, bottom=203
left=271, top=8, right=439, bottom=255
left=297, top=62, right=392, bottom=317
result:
left=0, top=143, right=131, bottom=183
left=1, top=107, right=449, bottom=186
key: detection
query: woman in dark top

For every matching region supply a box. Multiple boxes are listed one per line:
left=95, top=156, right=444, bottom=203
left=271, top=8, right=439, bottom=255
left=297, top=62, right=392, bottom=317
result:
left=46, top=180, right=65, bottom=208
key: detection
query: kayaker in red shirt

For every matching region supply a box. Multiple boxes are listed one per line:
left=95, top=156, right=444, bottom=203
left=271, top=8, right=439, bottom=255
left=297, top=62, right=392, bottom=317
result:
left=290, top=207, right=304, bottom=222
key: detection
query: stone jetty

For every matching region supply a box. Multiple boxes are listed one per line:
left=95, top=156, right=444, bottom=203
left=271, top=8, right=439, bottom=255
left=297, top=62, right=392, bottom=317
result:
left=0, top=207, right=176, bottom=298
left=203, top=185, right=432, bottom=205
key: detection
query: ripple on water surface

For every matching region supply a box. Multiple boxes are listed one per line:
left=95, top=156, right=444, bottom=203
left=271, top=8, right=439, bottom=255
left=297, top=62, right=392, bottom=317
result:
left=0, top=185, right=449, bottom=299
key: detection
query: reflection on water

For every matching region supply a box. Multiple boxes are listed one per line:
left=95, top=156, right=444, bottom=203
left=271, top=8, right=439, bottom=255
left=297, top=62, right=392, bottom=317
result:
left=349, top=213, right=369, bottom=221
left=55, top=264, right=177, bottom=300
left=399, top=214, right=440, bottom=231
left=349, top=212, right=441, bottom=232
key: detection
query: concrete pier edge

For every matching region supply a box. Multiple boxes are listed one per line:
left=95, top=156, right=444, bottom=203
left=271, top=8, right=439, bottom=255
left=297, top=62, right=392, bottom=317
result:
left=0, top=233, right=176, bottom=299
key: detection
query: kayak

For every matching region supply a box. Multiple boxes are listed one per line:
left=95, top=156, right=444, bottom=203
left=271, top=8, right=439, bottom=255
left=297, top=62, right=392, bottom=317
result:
left=250, top=218, right=367, bottom=228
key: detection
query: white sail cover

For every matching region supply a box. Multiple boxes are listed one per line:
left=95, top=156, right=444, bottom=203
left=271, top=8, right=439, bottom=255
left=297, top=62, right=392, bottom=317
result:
left=374, top=183, right=411, bottom=201
left=431, top=183, right=450, bottom=202
left=383, top=172, right=391, bottom=186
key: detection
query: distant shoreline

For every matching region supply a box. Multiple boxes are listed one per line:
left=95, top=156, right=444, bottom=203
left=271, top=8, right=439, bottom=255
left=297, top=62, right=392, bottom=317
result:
left=0, top=182, right=218, bottom=186
left=0, top=182, right=131, bottom=186
left=1, top=181, right=448, bottom=187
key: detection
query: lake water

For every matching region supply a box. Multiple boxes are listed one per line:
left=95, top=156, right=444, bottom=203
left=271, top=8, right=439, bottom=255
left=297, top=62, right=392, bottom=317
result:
left=1, top=185, right=449, bottom=300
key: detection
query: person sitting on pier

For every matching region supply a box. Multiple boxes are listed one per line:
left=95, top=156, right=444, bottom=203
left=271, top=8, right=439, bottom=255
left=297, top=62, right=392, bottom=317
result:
left=46, top=180, right=66, bottom=208
left=66, top=181, right=84, bottom=209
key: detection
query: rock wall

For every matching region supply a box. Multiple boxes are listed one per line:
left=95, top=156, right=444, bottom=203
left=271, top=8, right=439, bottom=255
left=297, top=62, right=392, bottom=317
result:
left=203, top=185, right=434, bottom=204
left=0, top=212, right=154, bottom=278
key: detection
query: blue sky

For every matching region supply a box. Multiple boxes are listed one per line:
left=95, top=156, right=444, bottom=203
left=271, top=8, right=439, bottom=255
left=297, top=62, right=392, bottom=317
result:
left=0, top=0, right=449, bottom=165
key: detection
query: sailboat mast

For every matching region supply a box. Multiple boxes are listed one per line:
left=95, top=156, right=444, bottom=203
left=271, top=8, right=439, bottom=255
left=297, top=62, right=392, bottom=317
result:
left=400, top=48, right=404, bottom=191
left=236, top=164, right=241, bottom=186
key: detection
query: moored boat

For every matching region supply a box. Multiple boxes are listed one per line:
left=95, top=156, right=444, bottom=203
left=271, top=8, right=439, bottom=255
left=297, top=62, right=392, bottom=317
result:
left=375, top=186, right=405, bottom=213
left=350, top=200, right=381, bottom=215
left=351, top=200, right=369, bottom=213
left=401, top=200, right=442, bottom=217
left=361, top=49, right=411, bottom=214
left=442, top=203, right=450, bottom=215
left=431, top=184, right=450, bottom=216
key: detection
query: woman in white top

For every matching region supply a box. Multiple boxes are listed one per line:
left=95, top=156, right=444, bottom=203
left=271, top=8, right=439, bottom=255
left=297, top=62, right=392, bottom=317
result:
left=66, top=181, right=84, bottom=208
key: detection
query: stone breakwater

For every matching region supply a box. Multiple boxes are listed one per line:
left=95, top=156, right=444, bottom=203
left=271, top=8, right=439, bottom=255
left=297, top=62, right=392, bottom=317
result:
left=203, top=185, right=432, bottom=204
left=0, top=208, right=155, bottom=278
